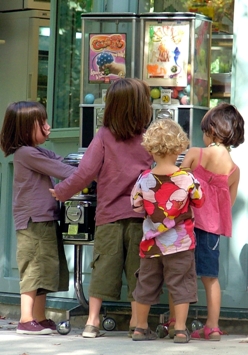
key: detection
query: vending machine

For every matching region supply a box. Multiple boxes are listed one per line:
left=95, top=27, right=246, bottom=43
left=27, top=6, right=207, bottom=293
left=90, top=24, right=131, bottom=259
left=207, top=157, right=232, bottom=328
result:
left=79, top=12, right=139, bottom=147
left=139, top=12, right=212, bottom=147
left=79, top=12, right=212, bottom=148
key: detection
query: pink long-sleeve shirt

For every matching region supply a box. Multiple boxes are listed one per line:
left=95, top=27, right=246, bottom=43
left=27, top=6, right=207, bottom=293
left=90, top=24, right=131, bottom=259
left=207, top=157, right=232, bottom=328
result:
left=54, top=127, right=153, bottom=226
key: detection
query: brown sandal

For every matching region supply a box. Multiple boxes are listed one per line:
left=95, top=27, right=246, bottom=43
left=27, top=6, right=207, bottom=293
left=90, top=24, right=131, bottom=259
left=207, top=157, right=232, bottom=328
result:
left=132, top=327, right=157, bottom=341
left=165, top=318, right=176, bottom=339
left=127, top=326, right=135, bottom=338
left=174, top=328, right=191, bottom=343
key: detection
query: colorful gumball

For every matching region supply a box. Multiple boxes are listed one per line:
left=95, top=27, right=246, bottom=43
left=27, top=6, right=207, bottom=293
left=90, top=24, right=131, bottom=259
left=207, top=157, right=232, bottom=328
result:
left=150, top=88, right=161, bottom=99
left=183, top=85, right=191, bottom=95
left=180, top=95, right=190, bottom=105
left=84, top=93, right=95, bottom=104
left=171, top=88, right=179, bottom=99
left=178, top=90, right=185, bottom=100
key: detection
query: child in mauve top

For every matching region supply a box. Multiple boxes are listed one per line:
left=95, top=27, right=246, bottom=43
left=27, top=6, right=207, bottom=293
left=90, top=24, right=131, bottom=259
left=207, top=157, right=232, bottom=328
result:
left=180, top=103, right=245, bottom=341
left=130, top=119, right=205, bottom=343
left=49, top=78, right=153, bottom=338
left=0, top=101, right=76, bottom=335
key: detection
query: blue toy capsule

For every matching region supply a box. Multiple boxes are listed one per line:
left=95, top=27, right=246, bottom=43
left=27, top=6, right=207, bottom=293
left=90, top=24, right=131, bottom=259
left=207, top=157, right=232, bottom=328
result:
left=84, top=94, right=95, bottom=104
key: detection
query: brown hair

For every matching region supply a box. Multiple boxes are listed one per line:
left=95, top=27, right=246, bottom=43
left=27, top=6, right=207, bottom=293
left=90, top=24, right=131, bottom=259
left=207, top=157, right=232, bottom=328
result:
left=103, top=78, right=152, bottom=140
left=201, top=103, right=245, bottom=148
left=142, top=118, right=189, bottom=157
left=0, top=101, right=47, bottom=156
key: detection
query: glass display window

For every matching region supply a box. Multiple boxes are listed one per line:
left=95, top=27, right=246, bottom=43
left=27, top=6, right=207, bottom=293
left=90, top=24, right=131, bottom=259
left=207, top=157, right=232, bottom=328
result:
left=210, top=34, right=233, bottom=107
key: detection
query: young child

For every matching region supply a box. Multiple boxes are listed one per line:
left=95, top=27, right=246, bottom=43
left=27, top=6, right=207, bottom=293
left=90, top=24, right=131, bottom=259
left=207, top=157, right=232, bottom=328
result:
left=130, top=118, right=205, bottom=343
left=49, top=78, right=154, bottom=338
left=181, top=103, right=245, bottom=340
left=0, top=101, right=77, bottom=335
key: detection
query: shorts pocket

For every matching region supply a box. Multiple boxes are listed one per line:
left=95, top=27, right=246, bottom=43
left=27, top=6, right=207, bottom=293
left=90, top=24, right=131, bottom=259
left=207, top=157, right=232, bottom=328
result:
left=207, top=234, right=220, bottom=251
left=90, top=254, right=100, bottom=269
left=134, top=268, right=140, bottom=278
left=94, top=223, right=121, bottom=256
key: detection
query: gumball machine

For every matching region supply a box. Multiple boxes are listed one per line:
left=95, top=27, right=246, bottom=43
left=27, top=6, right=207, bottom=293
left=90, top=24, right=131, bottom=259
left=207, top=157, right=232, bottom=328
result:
left=139, top=12, right=212, bottom=147
left=79, top=12, right=140, bottom=147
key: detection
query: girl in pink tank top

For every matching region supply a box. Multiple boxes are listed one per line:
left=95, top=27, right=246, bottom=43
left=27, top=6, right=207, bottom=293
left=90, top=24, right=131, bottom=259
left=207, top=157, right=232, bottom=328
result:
left=167, top=103, right=245, bottom=341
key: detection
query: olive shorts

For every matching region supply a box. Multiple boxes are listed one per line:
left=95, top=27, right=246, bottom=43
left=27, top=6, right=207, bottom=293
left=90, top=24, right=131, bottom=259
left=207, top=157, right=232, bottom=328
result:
left=89, top=218, right=143, bottom=301
left=16, top=220, right=69, bottom=295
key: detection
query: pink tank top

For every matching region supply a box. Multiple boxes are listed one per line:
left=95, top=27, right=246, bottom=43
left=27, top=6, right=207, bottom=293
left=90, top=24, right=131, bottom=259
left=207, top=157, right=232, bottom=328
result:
left=192, top=148, right=236, bottom=237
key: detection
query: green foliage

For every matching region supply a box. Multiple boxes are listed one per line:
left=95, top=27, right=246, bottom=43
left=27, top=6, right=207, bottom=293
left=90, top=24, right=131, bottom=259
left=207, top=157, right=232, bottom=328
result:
left=53, top=0, right=92, bottom=128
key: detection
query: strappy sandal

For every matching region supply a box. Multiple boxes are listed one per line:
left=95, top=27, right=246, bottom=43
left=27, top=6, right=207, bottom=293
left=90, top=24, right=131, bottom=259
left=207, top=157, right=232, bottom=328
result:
left=174, top=328, right=191, bottom=343
left=82, top=325, right=104, bottom=338
left=127, top=326, right=135, bottom=338
left=191, top=325, right=223, bottom=341
left=164, top=318, right=176, bottom=339
left=132, top=327, right=158, bottom=341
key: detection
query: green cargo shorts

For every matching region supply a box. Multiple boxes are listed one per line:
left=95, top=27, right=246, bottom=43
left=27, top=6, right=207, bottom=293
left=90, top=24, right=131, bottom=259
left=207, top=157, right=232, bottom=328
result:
left=89, top=218, right=143, bottom=301
left=16, top=220, right=69, bottom=295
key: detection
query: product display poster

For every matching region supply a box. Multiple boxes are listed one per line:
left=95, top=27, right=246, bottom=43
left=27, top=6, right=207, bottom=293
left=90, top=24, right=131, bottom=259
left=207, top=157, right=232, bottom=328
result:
left=143, top=22, right=190, bottom=87
left=89, top=33, right=126, bottom=83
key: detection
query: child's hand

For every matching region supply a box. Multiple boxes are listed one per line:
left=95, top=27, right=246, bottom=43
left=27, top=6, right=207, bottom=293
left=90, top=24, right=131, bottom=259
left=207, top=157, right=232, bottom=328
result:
left=49, top=188, right=59, bottom=201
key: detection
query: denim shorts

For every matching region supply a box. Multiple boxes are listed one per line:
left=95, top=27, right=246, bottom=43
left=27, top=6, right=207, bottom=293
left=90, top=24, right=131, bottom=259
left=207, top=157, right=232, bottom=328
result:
left=194, top=227, right=220, bottom=278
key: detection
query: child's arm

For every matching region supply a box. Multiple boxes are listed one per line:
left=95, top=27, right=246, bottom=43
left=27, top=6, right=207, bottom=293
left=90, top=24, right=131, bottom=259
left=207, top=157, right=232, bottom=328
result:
left=130, top=178, right=144, bottom=213
left=229, top=167, right=240, bottom=206
left=181, top=147, right=200, bottom=171
left=188, top=172, right=205, bottom=208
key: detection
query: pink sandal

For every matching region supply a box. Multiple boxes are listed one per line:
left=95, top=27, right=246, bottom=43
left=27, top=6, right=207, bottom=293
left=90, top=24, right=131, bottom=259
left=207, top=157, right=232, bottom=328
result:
left=191, top=325, right=223, bottom=341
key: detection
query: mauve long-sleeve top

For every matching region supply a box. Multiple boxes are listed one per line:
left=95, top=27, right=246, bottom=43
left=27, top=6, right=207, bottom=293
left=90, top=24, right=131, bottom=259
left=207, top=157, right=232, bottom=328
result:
left=54, top=127, right=153, bottom=226
left=13, top=146, right=76, bottom=230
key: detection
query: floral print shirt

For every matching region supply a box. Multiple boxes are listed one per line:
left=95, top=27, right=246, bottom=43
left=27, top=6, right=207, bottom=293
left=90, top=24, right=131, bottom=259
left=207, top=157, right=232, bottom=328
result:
left=131, top=169, right=205, bottom=258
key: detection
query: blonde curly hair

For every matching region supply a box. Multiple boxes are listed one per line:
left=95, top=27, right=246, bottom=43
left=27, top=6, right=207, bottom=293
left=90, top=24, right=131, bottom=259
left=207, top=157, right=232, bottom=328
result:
left=142, top=118, right=189, bottom=157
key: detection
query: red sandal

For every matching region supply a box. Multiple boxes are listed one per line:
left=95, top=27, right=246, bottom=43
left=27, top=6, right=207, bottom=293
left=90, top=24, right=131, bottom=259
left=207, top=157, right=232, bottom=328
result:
left=191, top=325, right=223, bottom=341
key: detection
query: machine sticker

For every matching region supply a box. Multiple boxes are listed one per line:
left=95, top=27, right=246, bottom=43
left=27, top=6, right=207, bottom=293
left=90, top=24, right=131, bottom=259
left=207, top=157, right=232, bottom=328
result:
left=143, top=21, right=189, bottom=87
left=89, top=33, right=126, bottom=83
left=68, top=224, right=79, bottom=235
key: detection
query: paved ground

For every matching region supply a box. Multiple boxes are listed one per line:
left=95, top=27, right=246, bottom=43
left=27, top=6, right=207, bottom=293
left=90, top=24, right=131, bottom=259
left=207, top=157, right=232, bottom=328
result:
left=1, top=317, right=248, bottom=355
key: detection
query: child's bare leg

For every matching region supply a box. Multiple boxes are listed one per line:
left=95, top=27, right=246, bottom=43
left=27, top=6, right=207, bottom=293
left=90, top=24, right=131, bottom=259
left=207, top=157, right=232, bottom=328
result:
left=129, top=300, right=137, bottom=328
left=201, top=276, right=221, bottom=335
left=133, top=302, right=151, bottom=332
left=168, top=292, right=176, bottom=321
left=20, top=290, right=36, bottom=323
left=33, top=294, right=47, bottom=322
left=174, top=302, right=189, bottom=338
left=85, top=296, right=102, bottom=328
left=167, top=293, right=176, bottom=337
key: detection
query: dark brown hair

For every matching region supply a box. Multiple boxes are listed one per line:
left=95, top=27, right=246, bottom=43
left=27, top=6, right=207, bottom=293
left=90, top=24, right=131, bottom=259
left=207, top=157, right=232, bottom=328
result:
left=201, top=103, right=245, bottom=148
left=103, top=78, right=152, bottom=140
left=0, top=101, right=47, bottom=156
